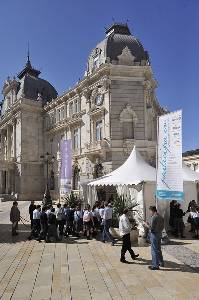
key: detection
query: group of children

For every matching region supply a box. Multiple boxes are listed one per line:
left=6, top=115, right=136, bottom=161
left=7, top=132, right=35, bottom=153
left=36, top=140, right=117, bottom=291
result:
left=28, top=200, right=111, bottom=242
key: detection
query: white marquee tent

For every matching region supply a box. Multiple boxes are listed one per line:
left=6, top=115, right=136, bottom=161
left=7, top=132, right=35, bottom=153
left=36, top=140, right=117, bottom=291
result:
left=88, top=147, right=199, bottom=231
left=88, top=147, right=156, bottom=187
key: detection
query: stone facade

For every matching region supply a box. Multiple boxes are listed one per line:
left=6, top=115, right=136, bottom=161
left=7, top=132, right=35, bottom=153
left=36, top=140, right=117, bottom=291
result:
left=0, top=23, right=164, bottom=201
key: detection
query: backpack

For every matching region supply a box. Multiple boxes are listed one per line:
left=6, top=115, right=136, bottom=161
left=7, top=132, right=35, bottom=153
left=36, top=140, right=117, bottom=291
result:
left=83, top=211, right=91, bottom=222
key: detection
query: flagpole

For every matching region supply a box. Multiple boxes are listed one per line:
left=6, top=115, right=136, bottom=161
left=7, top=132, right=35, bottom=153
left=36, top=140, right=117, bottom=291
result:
left=155, top=115, right=159, bottom=210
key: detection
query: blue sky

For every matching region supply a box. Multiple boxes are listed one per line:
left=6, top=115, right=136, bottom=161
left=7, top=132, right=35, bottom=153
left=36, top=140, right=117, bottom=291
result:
left=0, top=0, right=198, bottom=151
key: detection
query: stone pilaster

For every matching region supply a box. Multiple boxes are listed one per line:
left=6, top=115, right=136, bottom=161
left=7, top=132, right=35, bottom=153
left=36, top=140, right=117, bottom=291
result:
left=12, top=120, right=16, bottom=160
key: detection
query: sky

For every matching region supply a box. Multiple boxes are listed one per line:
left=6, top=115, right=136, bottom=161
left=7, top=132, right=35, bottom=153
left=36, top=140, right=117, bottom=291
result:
left=0, top=0, right=198, bottom=151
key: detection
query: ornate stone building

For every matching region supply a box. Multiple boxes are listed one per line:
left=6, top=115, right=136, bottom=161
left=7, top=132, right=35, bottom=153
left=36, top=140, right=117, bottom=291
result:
left=0, top=23, right=164, bottom=201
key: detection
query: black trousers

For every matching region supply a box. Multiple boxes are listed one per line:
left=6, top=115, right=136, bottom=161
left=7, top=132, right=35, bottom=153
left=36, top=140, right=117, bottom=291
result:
left=30, top=217, right=34, bottom=229
left=38, top=224, right=48, bottom=241
left=57, top=220, right=64, bottom=235
left=121, top=233, right=135, bottom=260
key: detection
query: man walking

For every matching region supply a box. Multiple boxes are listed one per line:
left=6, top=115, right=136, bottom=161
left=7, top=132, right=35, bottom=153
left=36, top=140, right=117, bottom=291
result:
left=119, top=208, right=139, bottom=263
left=145, top=206, right=164, bottom=270
left=102, top=201, right=115, bottom=245
left=10, top=201, right=20, bottom=236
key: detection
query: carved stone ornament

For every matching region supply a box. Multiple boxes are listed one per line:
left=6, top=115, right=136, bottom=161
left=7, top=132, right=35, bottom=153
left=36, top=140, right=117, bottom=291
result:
left=90, top=87, right=98, bottom=107
left=100, top=76, right=110, bottom=92
left=119, top=104, right=138, bottom=124
left=82, top=88, right=91, bottom=102
left=91, top=47, right=101, bottom=58
left=37, top=93, right=43, bottom=101
left=117, top=46, right=135, bottom=65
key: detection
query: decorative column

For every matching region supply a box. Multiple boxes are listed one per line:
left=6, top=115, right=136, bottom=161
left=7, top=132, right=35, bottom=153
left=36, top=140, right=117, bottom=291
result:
left=6, top=126, right=11, bottom=160
left=12, top=120, right=16, bottom=160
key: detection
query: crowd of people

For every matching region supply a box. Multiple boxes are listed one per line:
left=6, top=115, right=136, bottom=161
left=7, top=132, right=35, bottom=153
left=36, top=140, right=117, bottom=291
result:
left=10, top=200, right=165, bottom=269
left=27, top=200, right=119, bottom=244
left=169, top=200, right=199, bottom=238
left=9, top=198, right=199, bottom=270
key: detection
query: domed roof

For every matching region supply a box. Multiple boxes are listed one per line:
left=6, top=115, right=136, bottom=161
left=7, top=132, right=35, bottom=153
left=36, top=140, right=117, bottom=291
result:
left=87, top=23, right=149, bottom=74
left=17, top=57, right=58, bottom=104
left=105, top=24, right=149, bottom=62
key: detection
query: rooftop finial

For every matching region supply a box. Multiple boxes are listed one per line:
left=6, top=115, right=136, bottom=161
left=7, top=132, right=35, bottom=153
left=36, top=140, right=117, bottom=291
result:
left=26, top=42, right=32, bottom=68
left=27, top=41, right=30, bottom=63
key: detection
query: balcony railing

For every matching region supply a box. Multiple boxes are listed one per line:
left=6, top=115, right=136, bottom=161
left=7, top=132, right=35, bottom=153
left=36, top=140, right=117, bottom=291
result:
left=85, top=139, right=110, bottom=153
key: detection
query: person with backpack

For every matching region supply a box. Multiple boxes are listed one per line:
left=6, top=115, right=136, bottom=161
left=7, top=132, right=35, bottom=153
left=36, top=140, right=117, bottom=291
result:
left=83, top=204, right=94, bottom=240
left=66, top=206, right=75, bottom=236
left=173, top=203, right=186, bottom=238
left=102, top=201, right=116, bottom=245
left=38, top=206, right=48, bottom=242
left=92, top=202, right=101, bottom=229
left=46, top=208, right=59, bottom=242
left=63, top=204, right=71, bottom=237
left=189, top=206, right=199, bottom=238
left=74, top=205, right=83, bottom=237
left=144, top=206, right=165, bottom=270
left=55, top=203, right=64, bottom=238
left=28, top=205, right=41, bottom=240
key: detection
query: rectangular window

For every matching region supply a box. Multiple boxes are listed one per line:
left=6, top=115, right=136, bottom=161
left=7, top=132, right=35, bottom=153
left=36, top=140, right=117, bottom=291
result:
left=74, top=99, right=78, bottom=113
left=73, top=128, right=79, bottom=150
left=49, top=112, right=54, bottom=126
left=96, top=120, right=103, bottom=141
left=57, top=109, right=61, bottom=123
left=61, top=106, right=65, bottom=120
left=69, top=102, right=73, bottom=116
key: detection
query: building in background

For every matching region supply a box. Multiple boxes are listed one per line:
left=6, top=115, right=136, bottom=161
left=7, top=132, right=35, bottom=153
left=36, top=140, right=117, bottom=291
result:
left=0, top=23, right=164, bottom=201
left=183, top=149, right=199, bottom=171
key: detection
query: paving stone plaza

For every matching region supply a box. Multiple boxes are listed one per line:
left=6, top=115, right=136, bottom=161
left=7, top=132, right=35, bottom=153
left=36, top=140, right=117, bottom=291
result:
left=0, top=201, right=199, bottom=300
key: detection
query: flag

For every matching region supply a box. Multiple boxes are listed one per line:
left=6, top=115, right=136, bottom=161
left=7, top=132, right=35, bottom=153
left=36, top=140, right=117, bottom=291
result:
left=156, top=110, right=184, bottom=201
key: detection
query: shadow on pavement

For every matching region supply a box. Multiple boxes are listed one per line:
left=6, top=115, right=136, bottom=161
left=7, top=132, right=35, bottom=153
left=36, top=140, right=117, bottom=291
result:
left=135, top=257, right=199, bottom=274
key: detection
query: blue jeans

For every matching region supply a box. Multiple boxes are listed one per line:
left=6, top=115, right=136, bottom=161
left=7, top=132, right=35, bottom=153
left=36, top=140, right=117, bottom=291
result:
left=150, top=232, right=164, bottom=268
left=102, top=219, right=114, bottom=243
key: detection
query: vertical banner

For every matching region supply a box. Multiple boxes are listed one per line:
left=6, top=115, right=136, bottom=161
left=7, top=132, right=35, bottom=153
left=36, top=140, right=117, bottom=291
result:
left=60, top=140, right=72, bottom=196
left=156, top=110, right=184, bottom=201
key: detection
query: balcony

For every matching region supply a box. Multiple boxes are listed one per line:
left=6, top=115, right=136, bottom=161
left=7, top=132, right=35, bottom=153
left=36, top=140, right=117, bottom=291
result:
left=84, top=139, right=110, bottom=157
left=46, top=109, right=86, bottom=133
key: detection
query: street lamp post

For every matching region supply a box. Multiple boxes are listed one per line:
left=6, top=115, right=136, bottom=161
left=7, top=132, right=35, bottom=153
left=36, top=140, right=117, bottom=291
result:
left=40, top=152, right=55, bottom=206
